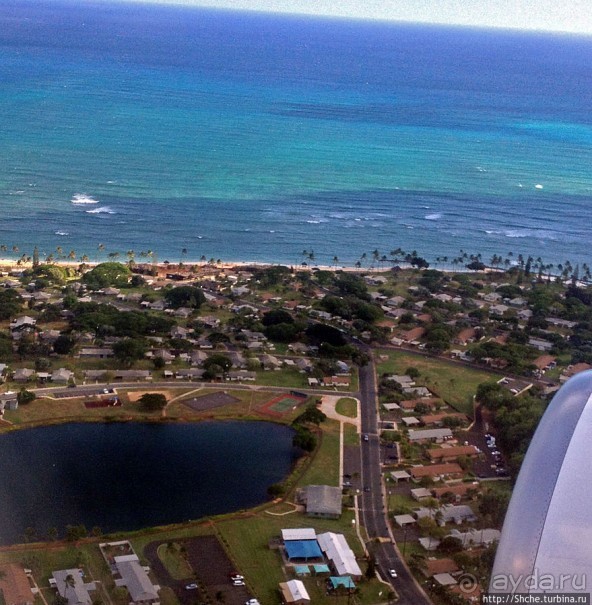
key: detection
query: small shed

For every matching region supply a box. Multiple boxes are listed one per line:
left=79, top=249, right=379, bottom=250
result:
left=328, top=577, right=355, bottom=590
left=433, top=572, right=457, bottom=587
left=390, top=470, right=411, bottom=483
left=394, top=514, right=416, bottom=527
left=312, top=564, right=330, bottom=575
left=279, top=580, right=311, bottom=605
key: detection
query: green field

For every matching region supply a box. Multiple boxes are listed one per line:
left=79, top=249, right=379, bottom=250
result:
left=295, top=419, right=341, bottom=488
left=375, top=349, right=495, bottom=416
left=335, top=397, right=358, bottom=418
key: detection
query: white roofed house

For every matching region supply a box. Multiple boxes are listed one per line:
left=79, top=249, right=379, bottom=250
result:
left=113, top=555, right=160, bottom=605
left=10, top=316, right=36, bottom=331
left=316, top=532, right=362, bottom=580
left=52, top=569, right=96, bottom=605
left=51, top=368, right=75, bottom=383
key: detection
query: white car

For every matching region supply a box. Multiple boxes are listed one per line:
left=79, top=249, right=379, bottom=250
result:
left=232, top=580, right=245, bottom=587
left=389, top=568, right=397, bottom=578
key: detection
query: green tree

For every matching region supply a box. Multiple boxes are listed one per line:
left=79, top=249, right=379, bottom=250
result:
left=293, top=404, right=327, bottom=426
left=164, top=285, right=206, bottom=309
left=112, top=338, right=147, bottom=367
left=267, top=483, right=285, bottom=498
left=203, top=354, right=232, bottom=373
left=17, top=388, right=36, bottom=405
left=54, top=335, right=76, bottom=355
left=82, top=262, right=131, bottom=290
left=292, top=427, right=317, bottom=451
left=138, top=393, right=167, bottom=411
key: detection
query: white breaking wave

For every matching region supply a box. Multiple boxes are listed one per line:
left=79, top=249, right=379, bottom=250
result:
left=425, top=213, right=442, bottom=220
left=55, top=230, right=69, bottom=236
left=85, top=206, right=115, bottom=215
left=535, top=184, right=544, bottom=189
left=71, top=193, right=99, bottom=205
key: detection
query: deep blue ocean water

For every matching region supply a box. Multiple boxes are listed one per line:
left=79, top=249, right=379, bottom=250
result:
left=0, top=1, right=591, bottom=267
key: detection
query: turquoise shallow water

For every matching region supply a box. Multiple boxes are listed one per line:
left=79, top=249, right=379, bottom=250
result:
left=0, top=1, right=591, bottom=266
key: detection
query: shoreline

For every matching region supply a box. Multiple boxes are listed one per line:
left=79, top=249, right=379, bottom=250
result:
left=0, top=257, right=398, bottom=274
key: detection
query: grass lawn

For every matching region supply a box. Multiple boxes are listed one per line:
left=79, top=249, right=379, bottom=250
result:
left=254, top=369, right=309, bottom=388
left=375, top=349, right=494, bottom=416
left=157, top=542, right=193, bottom=579
left=295, top=419, right=340, bottom=488
left=335, top=397, right=358, bottom=418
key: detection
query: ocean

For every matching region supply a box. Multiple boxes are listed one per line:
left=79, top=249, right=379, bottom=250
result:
left=0, top=0, right=591, bottom=267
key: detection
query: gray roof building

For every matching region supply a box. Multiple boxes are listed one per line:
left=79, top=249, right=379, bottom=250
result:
left=302, top=485, right=342, bottom=519
left=52, top=569, right=96, bottom=605
left=114, top=555, right=159, bottom=605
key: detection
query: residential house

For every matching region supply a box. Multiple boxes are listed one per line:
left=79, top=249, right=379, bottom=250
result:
left=51, top=368, right=74, bottom=383
left=532, top=355, right=556, bottom=374
left=560, top=363, right=592, bottom=383
left=113, top=555, right=160, bottom=605
left=322, top=376, right=350, bottom=387
left=260, top=354, right=282, bottom=370
left=10, top=316, right=36, bottom=331
left=401, top=326, right=425, bottom=343
left=454, top=328, right=476, bottom=346
left=13, top=368, right=35, bottom=383
left=426, top=445, right=479, bottom=463
left=421, top=412, right=467, bottom=427
left=422, top=558, right=460, bottom=579
left=410, top=463, right=463, bottom=481
left=52, top=569, right=96, bottom=605
left=528, top=337, right=553, bottom=352
left=0, top=564, right=34, bottom=605
left=114, top=370, right=152, bottom=381
left=226, top=371, right=256, bottom=382
left=432, top=483, right=479, bottom=502
left=78, top=347, right=114, bottom=359
left=175, top=369, right=205, bottom=380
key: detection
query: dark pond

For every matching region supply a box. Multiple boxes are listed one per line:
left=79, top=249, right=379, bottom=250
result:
left=0, top=421, right=298, bottom=544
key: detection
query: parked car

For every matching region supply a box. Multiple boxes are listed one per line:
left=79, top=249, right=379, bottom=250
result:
left=389, top=569, right=398, bottom=578
left=185, top=584, right=198, bottom=590
left=232, top=580, right=245, bottom=587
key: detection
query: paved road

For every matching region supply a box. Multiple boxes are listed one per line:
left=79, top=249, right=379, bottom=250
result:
left=357, top=355, right=432, bottom=605
left=33, top=381, right=360, bottom=400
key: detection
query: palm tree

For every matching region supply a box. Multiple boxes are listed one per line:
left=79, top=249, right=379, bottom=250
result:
left=68, top=249, right=76, bottom=260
